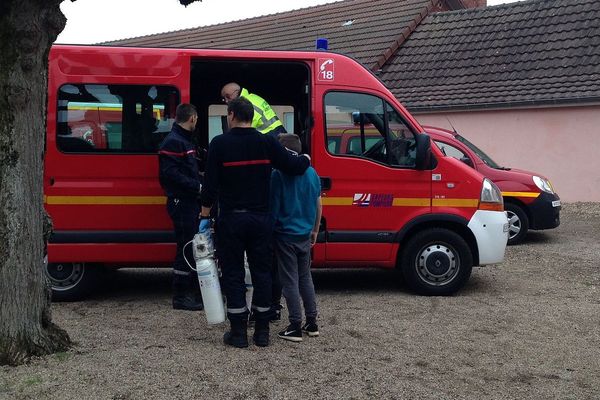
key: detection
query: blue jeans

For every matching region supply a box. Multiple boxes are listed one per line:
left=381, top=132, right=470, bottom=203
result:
left=274, top=238, right=317, bottom=327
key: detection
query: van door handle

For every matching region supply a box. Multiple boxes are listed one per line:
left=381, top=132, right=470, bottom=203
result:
left=320, top=177, right=332, bottom=191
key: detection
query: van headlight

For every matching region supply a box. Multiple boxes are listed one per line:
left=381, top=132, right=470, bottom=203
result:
left=479, top=178, right=504, bottom=211
left=533, top=176, right=554, bottom=194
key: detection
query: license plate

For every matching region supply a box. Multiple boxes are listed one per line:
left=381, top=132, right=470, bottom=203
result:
left=552, top=200, right=561, bottom=207
left=503, top=223, right=509, bottom=233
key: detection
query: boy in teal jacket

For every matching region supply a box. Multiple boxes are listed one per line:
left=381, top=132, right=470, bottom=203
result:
left=270, top=134, right=322, bottom=342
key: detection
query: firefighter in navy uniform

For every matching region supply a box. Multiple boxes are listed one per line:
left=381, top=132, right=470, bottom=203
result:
left=221, top=82, right=287, bottom=318
left=200, top=97, right=310, bottom=348
left=158, top=103, right=204, bottom=311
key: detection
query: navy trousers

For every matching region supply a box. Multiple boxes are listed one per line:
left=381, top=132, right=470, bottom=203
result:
left=216, top=212, right=273, bottom=321
left=167, top=197, right=201, bottom=297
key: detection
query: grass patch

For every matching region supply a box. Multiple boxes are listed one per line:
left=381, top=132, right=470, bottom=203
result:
left=0, top=381, right=10, bottom=393
left=22, top=376, right=42, bottom=387
left=54, top=351, right=70, bottom=362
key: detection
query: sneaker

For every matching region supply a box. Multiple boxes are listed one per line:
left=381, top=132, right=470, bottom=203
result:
left=301, top=322, right=319, bottom=337
left=277, top=325, right=303, bottom=342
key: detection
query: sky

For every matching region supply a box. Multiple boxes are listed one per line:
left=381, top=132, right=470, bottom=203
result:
left=56, top=0, right=521, bottom=45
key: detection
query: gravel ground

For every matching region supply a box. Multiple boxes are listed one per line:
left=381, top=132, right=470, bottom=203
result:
left=1, top=203, right=599, bottom=400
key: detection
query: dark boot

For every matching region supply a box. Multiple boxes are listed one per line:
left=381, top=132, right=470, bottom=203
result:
left=172, top=294, right=204, bottom=311
left=173, top=275, right=203, bottom=311
left=270, top=303, right=282, bottom=323
left=253, top=317, right=270, bottom=347
left=223, top=318, right=249, bottom=348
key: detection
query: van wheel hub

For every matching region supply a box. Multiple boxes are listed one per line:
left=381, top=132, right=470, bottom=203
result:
left=46, top=262, right=85, bottom=290
left=416, top=244, right=459, bottom=285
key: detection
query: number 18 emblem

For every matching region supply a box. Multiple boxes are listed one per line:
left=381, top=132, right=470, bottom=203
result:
left=318, top=58, right=335, bottom=81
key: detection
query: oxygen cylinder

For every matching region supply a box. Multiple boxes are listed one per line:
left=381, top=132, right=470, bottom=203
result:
left=193, top=233, right=225, bottom=324
left=244, top=258, right=253, bottom=311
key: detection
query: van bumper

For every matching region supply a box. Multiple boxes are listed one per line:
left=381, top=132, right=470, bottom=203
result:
left=529, top=192, right=561, bottom=230
left=467, top=210, right=509, bottom=266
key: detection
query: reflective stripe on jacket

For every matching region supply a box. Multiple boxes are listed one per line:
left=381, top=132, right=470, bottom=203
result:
left=239, top=88, right=284, bottom=135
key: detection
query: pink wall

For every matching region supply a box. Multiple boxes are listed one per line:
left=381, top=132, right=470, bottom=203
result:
left=415, top=106, right=600, bottom=202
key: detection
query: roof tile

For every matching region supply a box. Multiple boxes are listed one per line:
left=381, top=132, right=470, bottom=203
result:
left=106, top=0, right=435, bottom=66
left=379, top=0, right=600, bottom=110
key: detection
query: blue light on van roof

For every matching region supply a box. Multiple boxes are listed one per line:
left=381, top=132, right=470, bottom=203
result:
left=316, top=38, right=328, bottom=51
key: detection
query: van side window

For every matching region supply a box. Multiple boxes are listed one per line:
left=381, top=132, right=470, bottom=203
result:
left=324, top=92, right=416, bottom=167
left=56, top=84, right=180, bottom=154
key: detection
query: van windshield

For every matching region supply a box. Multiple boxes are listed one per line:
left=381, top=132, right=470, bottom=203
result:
left=455, top=134, right=502, bottom=169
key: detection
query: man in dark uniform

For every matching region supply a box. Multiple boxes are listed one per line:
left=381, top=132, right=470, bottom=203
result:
left=158, top=103, right=203, bottom=311
left=221, top=82, right=287, bottom=318
left=200, top=97, right=310, bottom=348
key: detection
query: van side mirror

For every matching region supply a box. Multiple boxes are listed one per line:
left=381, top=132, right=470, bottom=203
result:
left=460, top=156, right=474, bottom=168
left=415, top=133, right=434, bottom=170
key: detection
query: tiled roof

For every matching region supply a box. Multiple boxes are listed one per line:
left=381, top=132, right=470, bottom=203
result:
left=379, top=0, right=600, bottom=111
left=106, top=0, right=440, bottom=68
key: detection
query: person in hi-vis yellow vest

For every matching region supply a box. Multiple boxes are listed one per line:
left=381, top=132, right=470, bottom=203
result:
left=221, top=82, right=287, bottom=137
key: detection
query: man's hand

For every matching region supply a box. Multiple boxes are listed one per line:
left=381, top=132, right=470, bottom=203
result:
left=310, top=231, right=318, bottom=246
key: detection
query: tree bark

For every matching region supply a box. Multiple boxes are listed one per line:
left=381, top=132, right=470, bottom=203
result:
left=0, top=0, right=70, bottom=366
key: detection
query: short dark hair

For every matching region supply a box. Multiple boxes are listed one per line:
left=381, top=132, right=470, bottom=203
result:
left=175, top=103, right=197, bottom=123
left=278, top=133, right=302, bottom=154
left=227, top=97, right=254, bottom=123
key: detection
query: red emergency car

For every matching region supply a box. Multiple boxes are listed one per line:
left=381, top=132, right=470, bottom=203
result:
left=44, top=45, right=508, bottom=300
left=425, top=126, right=560, bottom=245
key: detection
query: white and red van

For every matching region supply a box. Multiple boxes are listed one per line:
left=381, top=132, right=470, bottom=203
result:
left=45, top=45, right=508, bottom=300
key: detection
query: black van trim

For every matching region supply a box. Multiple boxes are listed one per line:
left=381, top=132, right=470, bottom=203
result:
left=326, top=231, right=395, bottom=243
left=50, top=231, right=175, bottom=244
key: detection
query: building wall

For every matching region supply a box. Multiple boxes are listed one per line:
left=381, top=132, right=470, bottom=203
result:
left=414, top=105, right=600, bottom=202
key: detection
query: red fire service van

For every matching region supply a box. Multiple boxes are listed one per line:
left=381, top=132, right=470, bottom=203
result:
left=425, top=127, right=561, bottom=245
left=44, top=45, right=508, bottom=300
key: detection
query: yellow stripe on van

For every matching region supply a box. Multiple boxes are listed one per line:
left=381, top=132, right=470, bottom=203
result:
left=392, top=198, right=431, bottom=207
left=432, top=198, right=479, bottom=208
left=45, top=196, right=167, bottom=205
left=321, top=197, right=354, bottom=206
left=502, top=191, right=540, bottom=198
left=322, top=197, right=431, bottom=207
left=321, top=197, right=478, bottom=208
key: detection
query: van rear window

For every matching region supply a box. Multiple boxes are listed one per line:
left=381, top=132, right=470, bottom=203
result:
left=56, top=84, right=179, bottom=154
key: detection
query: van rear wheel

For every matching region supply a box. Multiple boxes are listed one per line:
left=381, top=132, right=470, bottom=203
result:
left=400, top=228, right=472, bottom=295
left=45, top=262, right=99, bottom=301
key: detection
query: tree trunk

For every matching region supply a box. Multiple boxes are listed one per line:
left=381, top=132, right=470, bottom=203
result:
left=0, top=0, right=71, bottom=366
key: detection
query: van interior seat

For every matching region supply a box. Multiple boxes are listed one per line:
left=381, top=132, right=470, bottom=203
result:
left=56, top=135, right=96, bottom=152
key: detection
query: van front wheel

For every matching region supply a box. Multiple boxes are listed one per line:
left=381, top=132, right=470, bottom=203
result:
left=45, top=262, right=99, bottom=301
left=400, top=228, right=472, bottom=295
left=505, top=202, right=529, bottom=245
